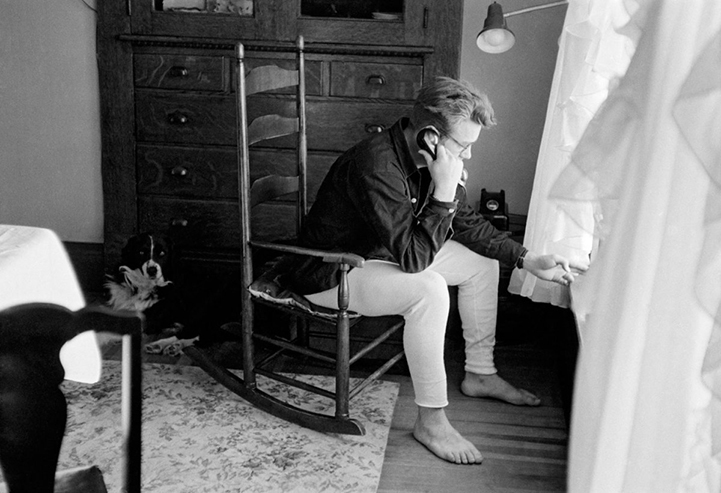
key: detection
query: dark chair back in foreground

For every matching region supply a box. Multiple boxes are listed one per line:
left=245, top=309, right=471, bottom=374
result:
left=0, top=303, right=143, bottom=493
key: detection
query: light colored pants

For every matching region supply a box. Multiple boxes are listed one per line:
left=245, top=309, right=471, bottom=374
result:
left=305, top=240, right=499, bottom=408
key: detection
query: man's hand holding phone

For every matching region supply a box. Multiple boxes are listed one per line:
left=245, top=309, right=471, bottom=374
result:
left=419, top=141, right=464, bottom=202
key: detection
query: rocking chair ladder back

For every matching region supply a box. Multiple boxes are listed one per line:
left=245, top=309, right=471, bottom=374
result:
left=186, top=36, right=405, bottom=435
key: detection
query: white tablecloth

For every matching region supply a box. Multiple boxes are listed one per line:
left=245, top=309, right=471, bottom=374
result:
left=0, top=225, right=101, bottom=383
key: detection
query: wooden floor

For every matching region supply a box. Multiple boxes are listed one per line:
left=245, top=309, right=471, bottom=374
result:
left=377, top=339, right=568, bottom=493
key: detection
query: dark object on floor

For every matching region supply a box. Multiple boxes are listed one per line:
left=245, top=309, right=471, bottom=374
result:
left=185, top=36, right=405, bottom=436
left=0, top=466, right=108, bottom=493
left=0, top=303, right=143, bottom=493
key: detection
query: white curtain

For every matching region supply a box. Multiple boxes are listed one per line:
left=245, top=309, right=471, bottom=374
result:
left=508, top=0, right=638, bottom=307
left=549, top=0, right=721, bottom=490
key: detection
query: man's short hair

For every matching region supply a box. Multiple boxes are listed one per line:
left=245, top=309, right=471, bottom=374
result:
left=411, top=76, right=497, bottom=137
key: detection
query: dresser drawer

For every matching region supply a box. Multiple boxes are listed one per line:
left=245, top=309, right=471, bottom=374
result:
left=136, top=144, right=335, bottom=202
left=139, top=196, right=239, bottom=249
left=138, top=196, right=296, bottom=247
left=330, top=62, right=422, bottom=100
left=309, top=100, right=413, bottom=151
left=135, top=92, right=235, bottom=146
left=136, top=144, right=238, bottom=198
left=134, top=54, right=225, bottom=91
left=136, top=92, right=412, bottom=151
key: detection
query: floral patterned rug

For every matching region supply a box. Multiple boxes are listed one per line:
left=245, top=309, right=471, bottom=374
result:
left=56, top=361, right=399, bottom=493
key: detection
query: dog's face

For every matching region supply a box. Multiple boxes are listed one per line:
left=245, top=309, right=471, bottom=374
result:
left=120, top=232, right=170, bottom=281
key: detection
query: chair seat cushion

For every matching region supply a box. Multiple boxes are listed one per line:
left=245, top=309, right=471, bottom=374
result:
left=248, top=286, right=361, bottom=320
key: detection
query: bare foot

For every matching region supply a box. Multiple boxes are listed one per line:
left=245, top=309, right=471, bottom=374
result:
left=412, top=407, right=483, bottom=465
left=460, top=372, right=541, bottom=406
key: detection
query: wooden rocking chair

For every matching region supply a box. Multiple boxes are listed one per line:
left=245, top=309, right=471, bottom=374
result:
left=185, top=36, right=405, bottom=435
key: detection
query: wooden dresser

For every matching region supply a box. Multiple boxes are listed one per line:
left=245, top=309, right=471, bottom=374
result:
left=97, top=0, right=463, bottom=287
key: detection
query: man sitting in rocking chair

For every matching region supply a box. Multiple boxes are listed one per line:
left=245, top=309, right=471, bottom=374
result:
left=256, top=76, right=586, bottom=464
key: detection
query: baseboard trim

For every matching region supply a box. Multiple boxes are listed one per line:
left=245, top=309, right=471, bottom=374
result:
left=64, top=241, right=105, bottom=296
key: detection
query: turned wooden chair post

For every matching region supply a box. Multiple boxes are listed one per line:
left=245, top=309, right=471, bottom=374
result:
left=236, top=41, right=257, bottom=392
left=335, top=264, right=352, bottom=420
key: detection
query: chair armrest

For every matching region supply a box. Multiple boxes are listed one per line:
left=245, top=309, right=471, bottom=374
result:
left=68, top=305, right=144, bottom=338
left=250, top=240, right=365, bottom=268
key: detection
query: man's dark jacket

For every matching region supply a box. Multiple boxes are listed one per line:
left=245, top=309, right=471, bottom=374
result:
left=280, top=118, right=526, bottom=295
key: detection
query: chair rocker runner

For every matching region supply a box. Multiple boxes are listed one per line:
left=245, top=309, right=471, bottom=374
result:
left=185, top=36, right=405, bottom=435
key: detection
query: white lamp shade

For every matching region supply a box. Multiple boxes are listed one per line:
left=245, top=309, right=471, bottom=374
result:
left=477, top=28, right=516, bottom=53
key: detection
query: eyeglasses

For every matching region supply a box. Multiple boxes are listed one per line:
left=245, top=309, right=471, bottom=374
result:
left=445, top=134, right=474, bottom=155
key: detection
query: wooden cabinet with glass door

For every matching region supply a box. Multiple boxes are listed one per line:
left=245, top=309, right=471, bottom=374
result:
left=128, top=0, right=458, bottom=61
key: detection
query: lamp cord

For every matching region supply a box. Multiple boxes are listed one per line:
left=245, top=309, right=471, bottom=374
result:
left=504, top=0, right=567, bottom=18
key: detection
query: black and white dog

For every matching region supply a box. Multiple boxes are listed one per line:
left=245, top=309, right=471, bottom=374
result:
left=106, top=233, right=172, bottom=312
left=105, top=233, right=200, bottom=356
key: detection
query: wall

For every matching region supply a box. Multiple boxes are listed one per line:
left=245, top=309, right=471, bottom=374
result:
left=0, top=0, right=564, bottom=244
left=0, top=0, right=101, bottom=242
left=460, top=0, right=566, bottom=215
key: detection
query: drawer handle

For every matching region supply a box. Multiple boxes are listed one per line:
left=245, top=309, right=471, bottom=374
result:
left=171, top=166, right=188, bottom=177
left=366, top=75, right=386, bottom=86
left=170, top=218, right=188, bottom=228
left=167, top=112, right=189, bottom=125
left=365, top=124, right=385, bottom=134
left=169, top=66, right=189, bottom=78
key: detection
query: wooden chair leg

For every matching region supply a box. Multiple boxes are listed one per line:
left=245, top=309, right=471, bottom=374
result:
left=121, top=329, right=142, bottom=493
left=335, top=313, right=351, bottom=421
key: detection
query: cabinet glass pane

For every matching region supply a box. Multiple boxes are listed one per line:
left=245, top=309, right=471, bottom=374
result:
left=300, top=0, right=402, bottom=20
left=154, top=0, right=253, bottom=15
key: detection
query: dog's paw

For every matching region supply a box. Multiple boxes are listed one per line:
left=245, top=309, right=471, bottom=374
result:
left=145, top=335, right=178, bottom=355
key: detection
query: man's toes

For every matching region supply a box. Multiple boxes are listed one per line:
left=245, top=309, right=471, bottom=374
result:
left=520, top=389, right=541, bottom=406
left=460, top=446, right=483, bottom=464
left=438, top=444, right=482, bottom=465
left=463, top=452, right=479, bottom=464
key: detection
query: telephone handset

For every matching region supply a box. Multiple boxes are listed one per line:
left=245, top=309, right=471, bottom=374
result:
left=416, top=125, right=469, bottom=188
left=416, top=126, right=440, bottom=160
